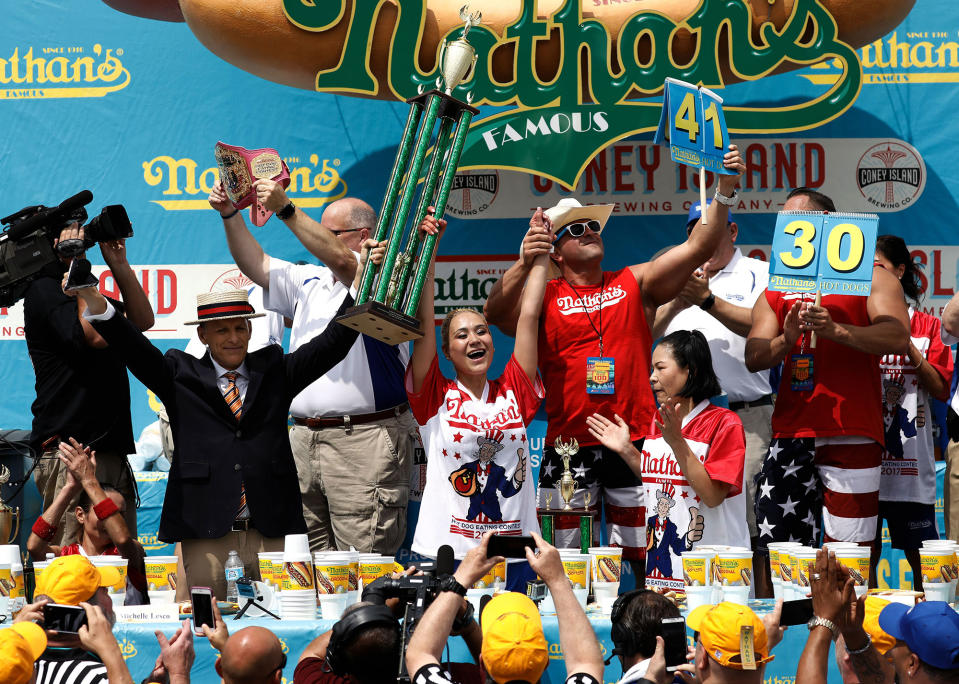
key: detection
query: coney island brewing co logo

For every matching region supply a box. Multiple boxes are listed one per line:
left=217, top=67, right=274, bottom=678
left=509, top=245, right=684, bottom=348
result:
left=0, top=45, right=129, bottom=99
left=282, top=0, right=865, bottom=188
left=142, top=153, right=348, bottom=211
left=445, top=171, right=500, bottom=218
left=857, top=141, right=926, bottom=210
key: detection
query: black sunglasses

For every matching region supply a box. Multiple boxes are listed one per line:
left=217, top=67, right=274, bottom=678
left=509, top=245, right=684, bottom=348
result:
left=554, top=219, right=601, bottom=242
left=329, top=228, right=364, bottom=236
left=271, top=652, right=288, bottom=675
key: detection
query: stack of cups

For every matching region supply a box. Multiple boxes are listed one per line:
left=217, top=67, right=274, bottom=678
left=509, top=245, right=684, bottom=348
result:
left=558, top=549, right=591, bottom=608
left=468, top=561, right=505, bottom=613
left=314, top=550, right=358, bottom=619
left=681, top=549, right=716, bottom=610
left=791, top=547, right=818, bottom=601
left=715, top=547, right=753, bottom=605
left=0, top=547, right=24, bottom=614
left=358, top=554, right=399, bottom=592
left=832, top=545, right=871, bottom=598
left=0, top=559, right=10, bottom=618
left=919, top=540, right=958, bottom=603
left=257, top=552, right=281, bottom=592
left=281, top=534, right=316, bottom=620
left=144, top=555, right=178, bottom=604
left=91, top=556, right=128, bottom=608
left=588, top=547, right=623, bottom=613
left=767, top=542, right=802, bottom=601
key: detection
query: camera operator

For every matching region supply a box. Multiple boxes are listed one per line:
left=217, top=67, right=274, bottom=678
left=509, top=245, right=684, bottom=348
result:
left=406, top=531, right=605, bottom=684
left=25, top=222, right=153, bottom=542
left=292, top=567, right=482, bottom=684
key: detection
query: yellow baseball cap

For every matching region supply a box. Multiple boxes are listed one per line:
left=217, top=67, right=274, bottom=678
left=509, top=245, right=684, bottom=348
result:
left=687, top=602, right=775, bottom=669
left=0, top=622, right=48, bottom=684
left=35, top=555, right=122, bottom=606
left=480, top=592, right=549, bottom=684
left=861, top=597, right=895, bottom=655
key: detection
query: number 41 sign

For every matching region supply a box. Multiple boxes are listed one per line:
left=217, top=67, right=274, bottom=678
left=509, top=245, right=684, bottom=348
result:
left=654, top=78, right=735, bottom=176
left=769, top=212, right=879, bottom=296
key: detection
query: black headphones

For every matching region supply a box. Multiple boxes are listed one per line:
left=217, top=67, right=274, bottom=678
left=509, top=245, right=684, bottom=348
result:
left=608, top=589, right=654, bottom=664
left=324, top=604, right=400, bottom=676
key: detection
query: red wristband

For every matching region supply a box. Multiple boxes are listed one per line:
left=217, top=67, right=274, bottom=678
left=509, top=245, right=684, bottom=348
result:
left=93, top=498, right=120, bottom=520
left=31, top=517, right=57, bottom=542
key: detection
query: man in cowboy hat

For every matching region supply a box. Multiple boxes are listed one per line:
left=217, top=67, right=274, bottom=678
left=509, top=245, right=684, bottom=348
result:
left=485, top=146, right=745, bottom=575
left=72, top=277, right=361, bottom=600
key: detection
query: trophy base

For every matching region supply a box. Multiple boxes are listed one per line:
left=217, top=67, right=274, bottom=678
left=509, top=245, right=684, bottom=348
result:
left=335, top=301, right=423, bottom=345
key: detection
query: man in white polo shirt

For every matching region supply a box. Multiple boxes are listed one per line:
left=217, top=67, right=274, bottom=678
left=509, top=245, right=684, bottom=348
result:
left=938, top=293, right=959, bottom=543
left=209, top=179, right=414, bottom=554
left=653, top=201, right=774, bottom=594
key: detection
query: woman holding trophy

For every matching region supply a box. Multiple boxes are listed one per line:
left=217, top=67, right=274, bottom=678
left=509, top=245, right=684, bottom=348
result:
left=405, top=209, right=550, bottom=589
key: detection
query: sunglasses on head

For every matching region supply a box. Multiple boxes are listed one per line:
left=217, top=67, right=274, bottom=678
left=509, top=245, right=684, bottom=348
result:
left=554, top=219, right=601, bottom=242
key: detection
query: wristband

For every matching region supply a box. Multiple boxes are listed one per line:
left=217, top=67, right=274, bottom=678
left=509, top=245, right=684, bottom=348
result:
left=713, top=188, right=738, bottom=206
left=699, top=293, right=716, bottom=311
left=276, top=201, right=296, bottom=220
left=31, top=517, right=57, bottom=542
left=220, top=208, right=239, bottom=220
left=93, top=498, right=121, bottom=520
left=844, top=632, right=873, bottom=655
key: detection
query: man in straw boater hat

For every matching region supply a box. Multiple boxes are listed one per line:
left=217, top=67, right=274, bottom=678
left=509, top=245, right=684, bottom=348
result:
left=485, top=146, right=745, bottom=581
left=71, top=258, right=367, bottom=599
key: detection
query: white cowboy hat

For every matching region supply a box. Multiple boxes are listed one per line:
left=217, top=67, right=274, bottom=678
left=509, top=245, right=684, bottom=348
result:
left=543, top=198, right=615, bottom=237
left=185, top=289, right=266, bottom=325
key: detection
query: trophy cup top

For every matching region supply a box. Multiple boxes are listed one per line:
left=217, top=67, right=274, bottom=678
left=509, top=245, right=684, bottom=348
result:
left=440, top=5, right=482, bottom=94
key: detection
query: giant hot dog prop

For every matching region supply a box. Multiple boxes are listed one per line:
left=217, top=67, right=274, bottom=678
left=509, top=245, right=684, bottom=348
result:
left=105, top=0, right=914, bottom=99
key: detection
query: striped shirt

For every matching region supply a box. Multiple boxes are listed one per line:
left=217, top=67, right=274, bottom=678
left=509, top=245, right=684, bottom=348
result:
left=36, top=649, right=108, bottom=684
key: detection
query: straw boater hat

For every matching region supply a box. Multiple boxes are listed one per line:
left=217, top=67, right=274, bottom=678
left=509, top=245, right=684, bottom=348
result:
left=543, top=198, right=615, bottom=237
left=185, top=289, right=266, bottom=325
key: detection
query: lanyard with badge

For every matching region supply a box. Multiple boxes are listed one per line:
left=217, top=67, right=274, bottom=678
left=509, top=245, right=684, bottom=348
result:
left=791, top=295, right=814, bottom=392
left=564, top=276, right=616, bottom=394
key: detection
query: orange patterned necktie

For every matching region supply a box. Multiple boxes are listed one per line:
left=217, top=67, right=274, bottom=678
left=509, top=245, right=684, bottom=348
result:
left=223, top=372, right=249, bottom=520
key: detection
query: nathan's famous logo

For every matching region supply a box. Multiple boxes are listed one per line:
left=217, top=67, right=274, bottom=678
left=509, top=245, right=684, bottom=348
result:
left=118, top=637, right=138, bottom=660
left=143, top=153, right=347, bottom=210
left=0, top=45, right=129, bottom=100
left=283, top=0, right=864, bottom=187
left=856, top=141, right=925, bottom=211
left=445, top=171, right=500, bottom=218
left=805, top=30, right=959, bottom=86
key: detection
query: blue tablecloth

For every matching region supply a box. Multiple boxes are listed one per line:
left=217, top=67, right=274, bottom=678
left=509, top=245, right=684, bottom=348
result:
left=113, top=600, right=837, bottom=684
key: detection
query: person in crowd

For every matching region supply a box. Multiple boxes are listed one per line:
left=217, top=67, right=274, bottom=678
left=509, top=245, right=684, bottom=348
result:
left=653, top=201, right=774, bottom=596
left=0, top=622, right=47, bottom=684
left=216, top=626, right=287, bottom=684
left=406, top=211, right=547, bottom=588
left=608, top=589, right=682, bottom=683
left=799, top=549, right=897, bottom=684
left=684, top=602, right=776, bottom=683
left=746, top=188, right=910, bottom=549
left=936, top=272, right=959, bottom=543
left=144, top=619, right=196, bottom=684
left=22, top=554, right=134, bottom=684
left=871, top=234, right=952, bottom=589
left=210, top=180, right=415, bottom=555
left=587, top=330, right=749, bottom=588
left=484, top=147, right=745, bottom=574
left=405, top=531, right=606, bottom=684
left=25, top=223, right=153, bottom=542
left=27, top=438, right=147, bottom=604
left=72, top=260, right=363, bottom=599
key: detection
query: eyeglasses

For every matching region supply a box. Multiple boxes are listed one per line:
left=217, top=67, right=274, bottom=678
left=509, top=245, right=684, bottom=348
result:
left=270, top=652, right=288, bottom=675
left=329, top=228, right=363, bottom=236
left=553, top=220, right=601, bottom=242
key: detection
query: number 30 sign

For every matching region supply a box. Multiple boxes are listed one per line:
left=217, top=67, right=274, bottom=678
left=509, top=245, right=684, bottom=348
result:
left=769, top=212, right=879, bottom=296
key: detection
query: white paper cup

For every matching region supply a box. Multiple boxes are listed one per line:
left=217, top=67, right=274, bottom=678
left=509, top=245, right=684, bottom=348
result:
left=284, top=534, right=310, bottom=555
left=723, top=585, right=749, bottom=605
left=282, top=553, right=316, bottom=593
left=148, top=589, right=176, bottom=604
left=557, top=550, right=591, bottom=593
left=91, top=556, right=128, bottom=595
left=313, top=554, right=351, bottom=595
left=834, top=546, right=870, bottom=597
left=924, top=582, right=951, bottom=602
left=145, top=555, right=179, bottom=591
left=587, top=547, right=623, bottom=584
left=685, top=585, right=713, bottom=611
left=573, top=587, right=588, bottom=609
left=592, top=581, right=619, bottom=613
left=318, top=593, right=350, bottom=620
left=681, top=550, right=715, bottom=588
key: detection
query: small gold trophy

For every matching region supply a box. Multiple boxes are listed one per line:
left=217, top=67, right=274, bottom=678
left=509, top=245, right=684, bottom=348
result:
left=0, top=466, right=20, bottom=545
left=554, top=437, right=580, bottom=511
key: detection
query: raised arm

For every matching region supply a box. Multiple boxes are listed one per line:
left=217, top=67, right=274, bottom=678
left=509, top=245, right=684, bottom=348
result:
left=76, top=287, right=176, bottom=400
left=408, top=212, right=445, bottom=394
left=484, top=215, right=553, bottom=337
left=209, top=181, right=271, bottom=288
left=100, top=238, right=154, bottom=331
left=27, top=462, right=81, bottom=559
left=284, top=293, right=360, bottom=397
left=799, top=266, right=909, bottom=356
left=526, top=531, right=604, bottom=680
left=746, top=293, right=799, bottom=373
left=513, top=244, right=550, bottom=385
left=633, top=146, right=745, bottom=308
left=254, top=179, right=357, bottom=284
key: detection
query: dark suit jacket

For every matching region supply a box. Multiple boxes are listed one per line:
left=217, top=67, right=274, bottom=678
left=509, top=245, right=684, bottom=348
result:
left=92, top=296, right=359, bottom=542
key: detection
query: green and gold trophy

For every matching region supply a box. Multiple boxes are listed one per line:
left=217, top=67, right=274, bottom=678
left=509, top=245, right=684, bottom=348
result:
left=335, top=6, right=482, bottom=344
left=537, top=437, right=596, bottom=554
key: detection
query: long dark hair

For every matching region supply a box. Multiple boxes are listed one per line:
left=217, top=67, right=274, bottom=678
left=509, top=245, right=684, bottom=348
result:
left=876, top=234, right=923, bottom=307
left=658, top=330, right=722, bottom=403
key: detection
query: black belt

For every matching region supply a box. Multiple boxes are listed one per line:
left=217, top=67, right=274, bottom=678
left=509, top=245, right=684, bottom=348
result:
left=728, top=394, right=773, bottom=411
left=293, top=403, right=409, bottom=429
